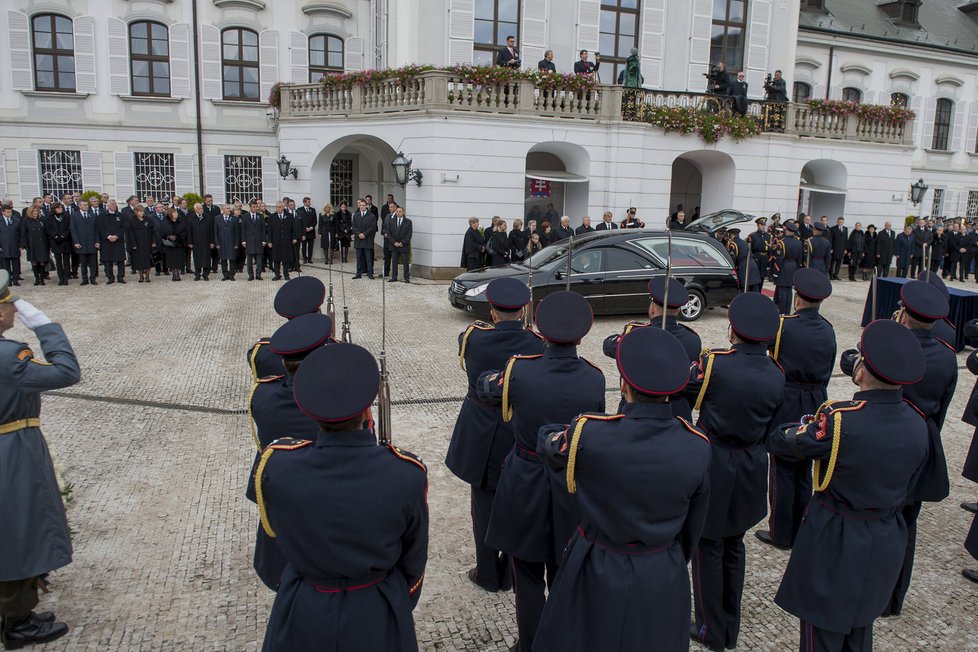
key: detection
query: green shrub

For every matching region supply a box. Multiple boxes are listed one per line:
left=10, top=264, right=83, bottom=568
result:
left=81, top=190, right=103, bottom=203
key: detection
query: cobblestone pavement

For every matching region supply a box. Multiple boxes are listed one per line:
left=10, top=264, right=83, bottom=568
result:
left=10, top=262, right=978, bottom=650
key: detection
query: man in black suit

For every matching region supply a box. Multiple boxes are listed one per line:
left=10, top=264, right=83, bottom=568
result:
left=266, top=201, right=300, bottom=281
left=575, top=216, right=595, bottom=235
left=595, top=211, right=619, bottom=231
left=352, top=198, right=377, bottom=279
left=730, top=70, right=748, bottom=116
left=553, top=216, right=574, bottom=242
left=298, top=197, right=318, bottom=264
left=364, top=195, right=379, bottom=220
left=380, top=195, right=396, bottom=221
left=0, top=206, right=22, bottom=285
left=910, top=218, right=932, bottom=277
left=381, top=200, right=399, bottom=277
left=69, top=200, right=99, bottom=285
left=574, top=50, right=599, bottom=76
left=877, top=221, right=897, bottom=278
left=828, top=217, right=848, bottom=280
left=387, top=207, right=412, bottom=283
left=496, top=35, right=520, bottom=68
left=462, top=218, right=486, bottom=271
left=538, top=50, right=556, bottom=72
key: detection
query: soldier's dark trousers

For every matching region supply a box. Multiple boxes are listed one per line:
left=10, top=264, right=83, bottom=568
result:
left=692, top=534, right=746, bottom=650
left=830, top=257, right=844, bottom=279
left=510, top=558, right=556, bottom=652
left=470, top=487, right=509, bottom=591
left=246, top=254, right=263, bottom=279
left=0, top=578, right=39, bottom=623
left=800, top=620, right=872, bottom=652
left=767, top=456, right=812, bottom=547
left=884, top=501, right=922, bottom=616
left=753, top=256, right=768, bottom=286
left=773, top=286, right=792, bottom=315
left=102, top=261, right=125, bottom=282
left=77, top=253, right=97, bottom=281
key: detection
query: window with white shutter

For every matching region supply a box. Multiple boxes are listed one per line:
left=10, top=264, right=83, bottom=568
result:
left=169, top=24, right=192, bottom=99
left=262, top=157, right=280, bottom=205
left=259, top=30, right=279, bottom=104
left=640, top=0, right=666, bottom=88
left=577, top=0, right=600, bottom=53
left=744, top=0, right=770, bottom=97
left=222, top=28, right=260, bottom=101
left=199, top=24, right=221, bottom=101
left=81, top=151, right=103, bottom=191
left=290, top=31, right=309, bottom=83
left=204, top=155, right=226, bottom=204
left=687, top=0, right=711, bottom=91
left=599, top=0, right=641, bottom=84
left=16, top=150, right=40, bottom=202
left=134, top=153, right=175, bottom=200
left=448, top=0, right=474, bottom=65
left=73, top=16, right=96, bottom=94
left=8, top=11, right=32, bottom=91
left=345, top=37, right=364, bottom=71
left=521, top=0, right=548, bottom=70
left=174, top=155, right=195, bottom=196
left=114, top=152, right=135, bottom=200
left=309, top=34, right=344, bottom=81
left=474, top=0, right=520, bottom=67
left=107, top=18, right=130, bottom=95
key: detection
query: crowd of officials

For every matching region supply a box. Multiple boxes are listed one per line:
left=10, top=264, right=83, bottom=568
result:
left=0, top=191, right=414, bottom=286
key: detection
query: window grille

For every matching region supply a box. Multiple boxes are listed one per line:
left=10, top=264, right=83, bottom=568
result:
left=224, top=155, right=263, bottom=204
left=39, top=149, right=83, bottom=196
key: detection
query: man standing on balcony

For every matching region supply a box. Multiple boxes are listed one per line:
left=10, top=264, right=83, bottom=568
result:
left=537, top=51, right=556, bottom=73
left=574, top=50, right=600, bottom=76
left=730, top=71, right=748, bottom=116
left=496, top=35, right=521, bottom=69
left=763, top=70, right=788, bottom=102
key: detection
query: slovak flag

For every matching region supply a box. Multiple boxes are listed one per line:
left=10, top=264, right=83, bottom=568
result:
left=530, top=179, right=552, bottom=198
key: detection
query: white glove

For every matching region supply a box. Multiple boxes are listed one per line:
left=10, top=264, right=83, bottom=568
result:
left=14, top=299, right=52, bottom=330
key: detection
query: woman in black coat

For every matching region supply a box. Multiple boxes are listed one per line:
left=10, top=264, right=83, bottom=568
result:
left=488, top=220, right=511, bottom=267
left=97, top=199, right=128, bottom=284
left=509, top=218, right=528, bottom=264
left=126, top=205, right=157, bottom=282
left=847, top=223, right=865, bottom=281
left=159, top=207, right=188, bottom=281
left=21, top=206, right=49, bottom=286
left=333, top=202, right=353, bottom=264
left=930, top=226, right=947, bottom=274
left=860, top=224, right=878, bottom=281
left=44, top=203, right=71, bottom=285
left=318, top=202, right=336, bottom=265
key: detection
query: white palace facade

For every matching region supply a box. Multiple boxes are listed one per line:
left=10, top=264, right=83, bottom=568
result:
left=0, top=0, right=976, bottom=276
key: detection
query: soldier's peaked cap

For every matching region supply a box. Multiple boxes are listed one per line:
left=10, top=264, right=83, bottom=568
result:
left=648, top=276, right=688, bottom=309
left=793, top=268, right=832, bottom=301
left=916, top=271, right=950, bottom=302
left=617, top=328, right=689, bottom=395
left=728, top=292, right=780, bottom=342
left=273, top=276, right=326, bottom=319
left=269, top=313, right=333, bottom=359
left=860, top=319, right=925, bottom=385
left=900, top=280, right=948, bottom=323
left=534, top=291, right=593, bottom=343
left=293, top=343, right=378, bottom=422
left=485, top=278, right=530, bottom=311
left=0, top=270, right=14, bottom=305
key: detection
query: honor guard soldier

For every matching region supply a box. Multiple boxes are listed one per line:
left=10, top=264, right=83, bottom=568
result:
left=256, top=343, right=428, bottom=651
left=0, top=270, right=80, bottom=649
left=916, top=272, right=956, bottom=349
left=883, top=280, right=957, bottom=616
left=962, top=323, right=978, bottom=581
left=808, top=223, right=833, bottom=276
left=247, top=276, right=326, bottom=381
left=534, top=327, right=711, bottom=652
left=726, top=228, right=761, bottom=293
left=773, top=222, right=803, bottom=314
left=757, top=269, right=836, bottom=550
left=479, top=291, right=605, bottom=652
left=603, top=277, right=701, bottom=418
left=770, top=320, right=929, bottom=652
left=747, top=217, right=770, bottom=285
left=446, top=278, right=544, bottom=593
left=685, top=292, right=785, bottom=652
left=247, top=313, right=334, bottom=591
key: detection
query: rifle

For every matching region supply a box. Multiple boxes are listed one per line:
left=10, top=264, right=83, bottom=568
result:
left=339, top=250, right=352, bottom=343
left=924, top=242, right=932, bottom=282
left=377, top=269, right=392, bottom=445
left=525, top=257, right=535, bottom=327
left=326, top=249, right=337, bottom=337
left=661, top=230, right=673, bottom=328
left=742, top=239, right=751, bottom=294
left=565, top=234, right=574, bottom=291
left=870, top=266, right=878, bottom=321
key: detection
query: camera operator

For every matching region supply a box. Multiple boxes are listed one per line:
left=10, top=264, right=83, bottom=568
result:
left=574, top=50, right=600, bottom=76
left=704, top=61, right=731, bottom=95
left=764, top=70, right=788, bottom=102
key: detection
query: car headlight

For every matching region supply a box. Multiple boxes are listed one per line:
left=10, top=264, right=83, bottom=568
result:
left=465, top=282, right=490, bottom=297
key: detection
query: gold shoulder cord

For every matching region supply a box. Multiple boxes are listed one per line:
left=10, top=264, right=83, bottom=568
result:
left=247, top=382, right=261, bottom=449
left=248, top=343, right=263, bottom=382
left=812, top=411, right=843, bottom=492
left=459, top=326, right=475, bottom=371
left=501, top=357, right=518, bottom=423
left=772, top=317, right=785, bottom=361
left=255, top=447, right=278, bottom=537
left=693, top=353, right=715, bottom=412
left=566, top=417, right=589, bottom=494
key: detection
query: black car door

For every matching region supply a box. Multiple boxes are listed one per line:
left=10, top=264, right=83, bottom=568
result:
left=600, top=246, right=658, bottom=314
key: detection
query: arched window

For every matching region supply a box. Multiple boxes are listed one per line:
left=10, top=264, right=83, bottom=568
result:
left=222, top=28, right=259, bottom=101
left=711, top=0, right=748, bottom=71
left=841, top=87, right=861, bottom=103
left=130, top=21, right=170, bottom=96
left=309, top=34, right=344, bottom=82
left=474, top=0, right=520, bottom=67
left=890, top=92, right=909, bottom=108
left=32, top=14, right=75, bottom=92
left=600, top=0, right=641, bottom=84
left=932, top=98, right=953, bottom=150
left=793, top=82, right=811, bottom=103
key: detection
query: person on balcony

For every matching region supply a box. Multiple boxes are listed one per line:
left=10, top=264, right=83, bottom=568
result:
left=573, top=50, right=600, bottom=76
left=730, top=71, right=749, bottom=116
left=764, top=70, right=788, bottom=102
left=496, top=35, right=521, bottom=69
left=537, top=50, right=556, bottom=73
left=617, top=48, right=644, bottom=88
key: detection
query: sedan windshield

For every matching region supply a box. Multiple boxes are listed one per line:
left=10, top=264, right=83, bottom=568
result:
left=525, top=243, right=569, bottom=270
left=686, top=210, right=754, bottom=232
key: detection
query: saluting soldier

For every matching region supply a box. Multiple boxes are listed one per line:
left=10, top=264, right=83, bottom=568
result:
left=445, top=278, right=544, bottom=593
left=747, top=217, right=770, bottom=286
left=726, top=227, right=761, bottom=293
left=883, top=280, right=957, bottom=617
left=770, top=320, right=929, bottom=651
left=686, top=292, right=785, bottom=652
left=773, top=222, right=804, bottom=314
left=808, top=223, right=833, bottom=277
left=534, top=327, right=711, bottom=651
left=256, top=343, right=428, bottom=651
left=0, top=271, right=79, bottom=649
left=248, top=313, right=334, bottom=591
left=247, top=276, right=326, bottom=382
left=757, top=269, right=837, bottom=550
left=479, top=291, right=605, bottom=652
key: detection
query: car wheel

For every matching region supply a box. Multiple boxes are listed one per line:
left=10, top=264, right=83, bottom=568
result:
left=679, top=289, right=705, bottom=322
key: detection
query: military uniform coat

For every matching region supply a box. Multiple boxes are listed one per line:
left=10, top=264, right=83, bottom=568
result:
left=266, top=213, right=300, bottom=264
left=446, top=321, right=544, bottom=490
left=21, top=217, right=50, bottom=264
left=0, top=324, right=81, bottom=581
left=96, top=210, right=128, bottom=262
left=534, top=403, right=712, bottom=652
left=771, top=308, right=837, bottom=424
left=684, top=343, right=784, bottom=538
left=248, top=339, right=283, bottom=381
left=482, top=346, right=605, bottom=563
left=961, top=352, right=978, bottom=482
left=214, top=214, right=241, bottom=261
left=769, top=391, right=928, bottom=633
left=773, top=236, right=803, bottom=288
left=727, top=236, right=760, bottom=290
left=68, top=210, right=99, bottom=254
left=808, top=236, right=832, bottom=275
left=187, top=212, right=216, bottom=268
left=257, top=432, right=428, bottom=652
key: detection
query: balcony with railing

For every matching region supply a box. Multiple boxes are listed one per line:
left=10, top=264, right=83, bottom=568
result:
left=276, top=70, right=914, bottom=146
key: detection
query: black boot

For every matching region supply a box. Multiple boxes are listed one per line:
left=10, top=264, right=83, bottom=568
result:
left=1, top=614, right=69, bottom=649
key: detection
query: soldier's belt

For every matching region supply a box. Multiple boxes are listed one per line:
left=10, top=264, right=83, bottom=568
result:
left=0, top=418, right=41, bottom=435
left=576, top=523, right=674, bottom=554
left=515, top=444, right=541, bottom=462
left=303, top=569, right=389, bottom=593
left=815, top=494, right=896, bottom=521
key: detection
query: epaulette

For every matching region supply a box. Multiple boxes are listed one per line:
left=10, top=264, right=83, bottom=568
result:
left=693, top=349, right=732, bottom=411
left=526, top=326, right=544, bottom=340
left=580, top=356, right=604, bottom=375
left=266, top=437, right=314, bottom=451
left=710, top=348, right=735, bottom=356
left=255, top=438, right=314, bottom=538
left=566, top=413, right=625, bottom=493
left=676, top=416, right=710, bottom=444
left=471, top=320, right=494, bottom=330
left=386, top=444, right=427, bottom=473
left=902, top=398, right=926, bottom=420
left=816, top=399, right=865, bottom=417
left=248, top=339, right=270, bottom=380
left=257, top=374, right=284, bottom=383
left=622, top=320, right=649, bottom=336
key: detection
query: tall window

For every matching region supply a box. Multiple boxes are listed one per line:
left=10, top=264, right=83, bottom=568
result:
left=932, top=98, right=953, bottom=150
left=130, top=21, right=170, bottom=96
left=32, top=14, right=75, bottom=92
left=222, top=28, right=259, bottom=101
left=309, top=34, right=344, bottom=82
left=793, top=82, right=811, bottom=103
left=841, top=87, right=861, bottom=102
left=39, top=150, right=83, bottom=196
left=711, top=0, right=747, bottom=71
left=890, top=92, right=909, bottom=108
left=600, top=0, right=641, bottom=84
left=930, top=188, right=944, bottom=219
left=968, top=191, right=978, bottom=220
left=474, top=0, right=520, bottom=67
left=135, top=153, right=176, bottom=200
left=224, top=155, right=263, bottom=203
left=331, top=158, right=354, bottom=208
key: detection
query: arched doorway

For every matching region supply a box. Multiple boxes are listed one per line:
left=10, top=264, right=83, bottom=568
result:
left=524, top=142, right=590, bottom=225
left=309, top=134, right=400, bottom=211
left=799, top=160, right=847, bottom=219
left=669, top=151, right=736, bottom=218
